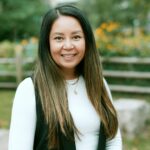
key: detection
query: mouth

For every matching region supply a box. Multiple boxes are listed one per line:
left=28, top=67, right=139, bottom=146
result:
left=61, top=53, right=77, bottom=59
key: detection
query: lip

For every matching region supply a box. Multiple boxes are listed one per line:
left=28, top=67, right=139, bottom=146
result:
left=61, top=53, right=77, bottom=56
left=61, top=53, right=76, bottom=55
left=61, top=53, right=77, bottom=60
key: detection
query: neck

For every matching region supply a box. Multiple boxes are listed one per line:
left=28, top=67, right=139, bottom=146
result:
left=62, top=68, right=78, bottom=80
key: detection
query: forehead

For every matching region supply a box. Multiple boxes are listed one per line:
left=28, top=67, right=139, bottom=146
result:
left=50, top=15, right=83, bottom=33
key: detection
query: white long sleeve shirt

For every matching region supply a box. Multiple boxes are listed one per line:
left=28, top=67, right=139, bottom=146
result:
left=8, top=76, right=122, bottom=150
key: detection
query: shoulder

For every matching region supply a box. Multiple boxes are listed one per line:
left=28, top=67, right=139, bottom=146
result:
left=13, top=77, right=35, bottom=108
left=17, top=77, right=34, bottom=90
left=16, top=77, right=34, bottom=95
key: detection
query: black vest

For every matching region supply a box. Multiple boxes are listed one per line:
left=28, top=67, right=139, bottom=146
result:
left=33, top=84, right=106, bottom=150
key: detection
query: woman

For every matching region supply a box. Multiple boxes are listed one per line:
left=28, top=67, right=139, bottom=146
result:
left=9, top=4, right=122, bottom=150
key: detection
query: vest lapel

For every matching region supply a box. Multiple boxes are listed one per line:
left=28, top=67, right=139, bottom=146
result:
left=97, top=123, right=106, bottom=150
left=59, top=131, right=76, bottom=150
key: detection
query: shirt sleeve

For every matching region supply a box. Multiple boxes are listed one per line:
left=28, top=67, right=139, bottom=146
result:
left=103, top=78, right=123, bottom=150
left=8, top=78, right=36, bottom=150
left=106, top=129, right=122, bottom=150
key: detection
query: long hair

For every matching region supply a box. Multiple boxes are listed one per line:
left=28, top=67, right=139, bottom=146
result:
left=33, top=3, right=118, bottom=149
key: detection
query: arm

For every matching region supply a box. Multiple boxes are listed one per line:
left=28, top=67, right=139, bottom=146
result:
left=103, top=78, right=123, bottom=150
left=8, top=78, right=36, bottom=150
left=106, top=129, right=122, bottom=150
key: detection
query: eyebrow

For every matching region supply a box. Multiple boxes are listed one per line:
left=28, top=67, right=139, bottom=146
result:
left=51, top=30, right=84, bottom=36
left=51, top=32, right=64, bottom=36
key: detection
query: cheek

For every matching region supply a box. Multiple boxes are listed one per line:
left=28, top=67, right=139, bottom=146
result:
left=49, top=46, right=58, bottom=62
left=50, top=41, right=56, bottom=51
left=79, top=41, right=86, bottom=55
left=50, top=42, right=61, bottom=55
left=50, top=49, right=60, bottom=66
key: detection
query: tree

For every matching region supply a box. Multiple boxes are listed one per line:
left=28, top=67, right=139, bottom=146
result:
left=0, top=0, right=49, bottom=41
left=78, top=0, right=150, bottom=28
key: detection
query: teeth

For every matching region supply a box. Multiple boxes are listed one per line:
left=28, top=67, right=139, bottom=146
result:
left=62, top=54, right=75, bottom=59
left=62, top=54, right=75, bottom=57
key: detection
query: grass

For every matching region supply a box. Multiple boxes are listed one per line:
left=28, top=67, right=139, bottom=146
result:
left=0, top=90, right=150, bottom=149
left=123, top=125, right=150, bottom=150
left=0, top=90, right=15, bottom=128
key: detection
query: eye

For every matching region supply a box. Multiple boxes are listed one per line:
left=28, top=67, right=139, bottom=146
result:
left=72, top=35, right=81, bottom=40
left=54, top=36, right=63, bottom=42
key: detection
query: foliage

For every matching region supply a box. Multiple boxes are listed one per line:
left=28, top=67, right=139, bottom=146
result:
left=78, top=0, right=150, bottom=28
left=95, top=22, right=150, bottom=57
left=0, top=41, right=16, bottom=57
left=20, top=37, right=38, bottom=58
left=0, top=37, right=38, bottom=58
left=0, top=0, right=49, bottom=41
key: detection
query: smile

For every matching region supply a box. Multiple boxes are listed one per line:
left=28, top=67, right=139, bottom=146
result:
left=61, top=54, right=77, bottom=60
left=61, top=54, right=76, bottom=57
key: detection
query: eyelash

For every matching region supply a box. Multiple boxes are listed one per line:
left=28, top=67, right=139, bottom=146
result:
left=53, top=35, right=82, bottom=41
left=73, top=35, right=81, bottom=40
left=54, top=36, right=63, bottom=41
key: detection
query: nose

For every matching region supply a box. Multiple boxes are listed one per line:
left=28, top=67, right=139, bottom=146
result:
left=63, top=39, right=74, bottom=50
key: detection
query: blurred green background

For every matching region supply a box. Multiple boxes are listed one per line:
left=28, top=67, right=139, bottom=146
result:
left=0, top=0, right=150, bottom=149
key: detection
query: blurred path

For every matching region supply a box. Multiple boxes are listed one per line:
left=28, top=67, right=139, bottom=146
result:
left=0, top=129, right=9, bottom=150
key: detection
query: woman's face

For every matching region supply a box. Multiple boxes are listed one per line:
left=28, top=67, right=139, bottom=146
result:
left=49, top=15, right=85, bottom=78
